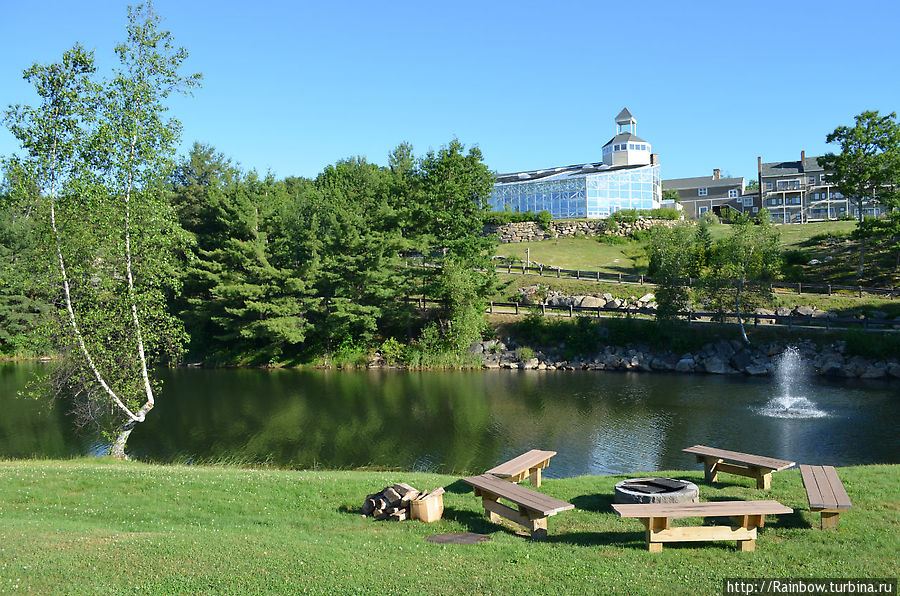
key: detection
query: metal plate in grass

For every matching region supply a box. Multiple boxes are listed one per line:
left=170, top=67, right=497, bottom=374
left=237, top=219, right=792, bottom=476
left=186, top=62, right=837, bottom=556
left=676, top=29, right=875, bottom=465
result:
left=425, top=533, right=491, bottom=545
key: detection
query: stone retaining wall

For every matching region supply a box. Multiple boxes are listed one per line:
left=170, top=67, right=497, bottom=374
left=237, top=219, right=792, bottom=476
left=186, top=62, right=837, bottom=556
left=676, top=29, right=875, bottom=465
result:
left=484, top=218, right=676, bottom=244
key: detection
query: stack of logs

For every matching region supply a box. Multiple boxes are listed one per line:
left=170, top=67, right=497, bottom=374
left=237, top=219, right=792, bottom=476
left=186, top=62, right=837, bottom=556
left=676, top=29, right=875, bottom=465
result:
left=361, top=483, right=445, bottom=521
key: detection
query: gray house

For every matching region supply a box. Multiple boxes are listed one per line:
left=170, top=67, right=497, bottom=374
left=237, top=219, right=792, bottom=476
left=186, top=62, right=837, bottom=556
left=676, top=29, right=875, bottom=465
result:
left=756, top=152, right=884, bottom=223
left=663, top=169, right=748, bottom=219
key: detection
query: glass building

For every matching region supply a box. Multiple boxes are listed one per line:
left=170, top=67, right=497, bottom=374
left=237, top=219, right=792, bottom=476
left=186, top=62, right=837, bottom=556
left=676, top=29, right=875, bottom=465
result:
left=488, top=108, right=662, bottom=219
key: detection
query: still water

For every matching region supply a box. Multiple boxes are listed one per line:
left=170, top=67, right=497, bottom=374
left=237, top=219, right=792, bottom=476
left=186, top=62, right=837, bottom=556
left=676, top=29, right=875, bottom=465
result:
left=1, top=362, right=897, bottom=477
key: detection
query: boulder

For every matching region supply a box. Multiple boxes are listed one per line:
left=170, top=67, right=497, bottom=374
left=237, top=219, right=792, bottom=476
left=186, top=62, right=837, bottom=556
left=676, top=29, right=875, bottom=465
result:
left=745, top=363, right=769, bottom=376
left=581, top=296, right=606, bottom=308
left=703, top=357, right=731, bottom=375
left=860, top=365, right=886, bottom=379
left=675, top=358, right=695, bottom=373
left=730, top=350, right=754, bottom=372
left=794, top=305, right=815, bottom=317
left=888, top=363, right=900, bottom=379
left=638, top=293, right=655, bottom=304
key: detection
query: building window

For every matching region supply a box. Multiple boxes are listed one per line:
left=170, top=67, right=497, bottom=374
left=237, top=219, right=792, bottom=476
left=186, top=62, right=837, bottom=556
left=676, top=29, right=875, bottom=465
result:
left=699, top=206, right=709, bottom=214
left=698, top=187, right=708, bottom=196
left=820, top=174, right=827, bottom=183
left=766, top=182, right=773, bottom=190
left=752, top=207, right=759, bottom=213
left=728, top=189, right=738, bottom=199
left=809, top=176, right=816, bottom=185
left=743, top=197, right=753, bottom=206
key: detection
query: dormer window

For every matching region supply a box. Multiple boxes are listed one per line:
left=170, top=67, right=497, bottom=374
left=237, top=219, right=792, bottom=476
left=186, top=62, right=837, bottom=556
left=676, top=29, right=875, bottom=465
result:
left=698, top=188, right=708, bottom=196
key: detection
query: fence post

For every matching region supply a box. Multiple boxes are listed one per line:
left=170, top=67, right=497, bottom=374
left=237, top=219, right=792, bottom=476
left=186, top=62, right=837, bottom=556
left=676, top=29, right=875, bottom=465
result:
left=539, top=265, right=543, bottom=275
left=515, top=302, right=519, bottom=315
left=788, top=314, right=792, bottom=329
left=507, top=263, right=511, bottom=274
left=618, top=273, right=622, bottom=283
left=522, top=263, right=526, bottom=274
left=557, top=267, right=561, bottom=278
left=541, top=303, right=546, bottom=315
left=797, top=282, right=802, bottom=295
left=858, top=286, right=863, bottom=298
left=596, top=271, right=600, bottom=281
left=828, top=284, right=832, bottom=296
left=489, top=301, right=493, bottom=314
left=597, top=306, right=602, bottom=319
left=640, top=275, right=644, bottom=285
left=891, top=287, right=895, bottom=300
left=569, top=305, right=573, bottom=318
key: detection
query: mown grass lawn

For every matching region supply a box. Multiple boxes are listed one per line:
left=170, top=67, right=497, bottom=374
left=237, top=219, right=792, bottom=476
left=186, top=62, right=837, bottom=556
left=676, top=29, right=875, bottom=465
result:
left=0, top=459, right=896, bottom=595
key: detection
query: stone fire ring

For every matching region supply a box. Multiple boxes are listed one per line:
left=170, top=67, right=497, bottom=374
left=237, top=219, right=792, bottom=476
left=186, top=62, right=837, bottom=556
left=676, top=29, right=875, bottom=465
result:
left=614, top=477, right=699, bottom=505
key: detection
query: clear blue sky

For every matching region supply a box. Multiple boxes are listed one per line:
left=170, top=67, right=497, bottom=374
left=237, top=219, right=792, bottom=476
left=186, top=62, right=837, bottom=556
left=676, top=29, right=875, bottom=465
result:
left=2, top=0, right=898, bottom=183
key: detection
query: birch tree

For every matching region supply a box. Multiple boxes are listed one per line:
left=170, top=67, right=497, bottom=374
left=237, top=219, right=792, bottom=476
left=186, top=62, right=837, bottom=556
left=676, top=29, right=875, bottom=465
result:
left=3, top=4, right=199, bottom=457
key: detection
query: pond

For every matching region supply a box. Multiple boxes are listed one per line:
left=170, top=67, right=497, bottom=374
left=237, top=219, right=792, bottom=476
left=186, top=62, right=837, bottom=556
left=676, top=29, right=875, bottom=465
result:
left=1, top=362, right=897, bottom=477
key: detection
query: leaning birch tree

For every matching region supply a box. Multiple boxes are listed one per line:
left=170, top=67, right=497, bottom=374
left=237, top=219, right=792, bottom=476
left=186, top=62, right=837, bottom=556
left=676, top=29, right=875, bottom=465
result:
left=3, top=4, right=200, bottom=457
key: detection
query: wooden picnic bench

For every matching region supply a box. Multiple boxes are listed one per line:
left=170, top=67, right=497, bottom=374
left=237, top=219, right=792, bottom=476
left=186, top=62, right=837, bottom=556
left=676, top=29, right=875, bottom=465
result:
left=461, top=473, right=574, bottom=539
left=683, top=445, right=795, bottom=489
left=800, top=464, right=852, bottom=529
left=612, top=500, right=793, bottom=552
left=485, top=449, right=556, bottom=487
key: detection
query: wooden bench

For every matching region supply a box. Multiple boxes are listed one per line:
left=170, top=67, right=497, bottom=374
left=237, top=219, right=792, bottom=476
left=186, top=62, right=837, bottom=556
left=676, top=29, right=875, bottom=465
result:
left=800, top=464, right=852, bottom=529
left=612, top=500, right=793, bottom=552
left=461, top=473, right=573, bottom=539
left=683, top=445, right=795, bottom=489
left=485, top=449, right=556, bottom=487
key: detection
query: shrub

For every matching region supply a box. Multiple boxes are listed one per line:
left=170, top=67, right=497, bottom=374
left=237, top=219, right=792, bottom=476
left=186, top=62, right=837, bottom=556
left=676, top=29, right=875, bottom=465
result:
left=536, top=210, right=552, bottom=230
left=516, top=346, right=535, bottom=361
left=609, top=209, right=640, bottom=224
left=648, top=207, right=681, bottom=220
left=598, top=234, right=629, bottom=245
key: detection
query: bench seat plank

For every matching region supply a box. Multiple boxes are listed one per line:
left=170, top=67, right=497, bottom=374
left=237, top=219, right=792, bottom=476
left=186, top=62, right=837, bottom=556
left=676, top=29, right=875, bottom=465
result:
left=822, top=466, right=852, bottom=510
left=462, top=473, right=573, bottom=516
left=612, top=500, right=792, bottom=520
left=486, top=449, right=556, bottom=478
left=682, top=445, right=795, bottom=472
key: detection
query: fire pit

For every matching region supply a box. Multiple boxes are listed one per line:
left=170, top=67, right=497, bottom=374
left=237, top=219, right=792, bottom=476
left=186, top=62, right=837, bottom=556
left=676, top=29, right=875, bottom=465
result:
left=614, top=477, right=699, bottom=505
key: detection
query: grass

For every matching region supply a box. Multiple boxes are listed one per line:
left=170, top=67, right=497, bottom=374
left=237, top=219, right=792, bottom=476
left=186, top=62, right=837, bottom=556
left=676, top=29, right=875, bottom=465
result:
left=0, top=459, right=896, bottom=595
left=492, top=220, right=898, bottom=289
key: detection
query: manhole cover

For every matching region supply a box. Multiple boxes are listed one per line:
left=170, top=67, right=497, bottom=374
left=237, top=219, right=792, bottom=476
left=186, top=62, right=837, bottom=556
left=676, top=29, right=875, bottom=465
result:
left=425, top=533, right=491, bottom=545
left=614, top=477, right=699, bottom=504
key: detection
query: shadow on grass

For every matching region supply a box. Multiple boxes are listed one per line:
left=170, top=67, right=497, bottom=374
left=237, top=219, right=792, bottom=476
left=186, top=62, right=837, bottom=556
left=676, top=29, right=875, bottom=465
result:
left=571, top=492, right=616, bottom=514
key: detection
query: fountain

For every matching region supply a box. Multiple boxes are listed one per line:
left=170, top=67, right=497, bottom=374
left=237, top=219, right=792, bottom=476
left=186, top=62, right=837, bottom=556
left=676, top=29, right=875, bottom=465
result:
left=760, top=346, right=827, bottom=419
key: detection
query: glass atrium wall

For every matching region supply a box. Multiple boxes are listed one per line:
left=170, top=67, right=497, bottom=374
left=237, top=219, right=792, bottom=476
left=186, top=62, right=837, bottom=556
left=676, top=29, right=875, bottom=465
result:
left=489, top=177, right=587, bottom=219
left=489, top=165, right=660, bottom=219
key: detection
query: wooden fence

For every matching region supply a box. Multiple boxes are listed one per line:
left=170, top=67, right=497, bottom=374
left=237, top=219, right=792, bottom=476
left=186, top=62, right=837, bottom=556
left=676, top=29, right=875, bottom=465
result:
left=405, top=296, right=898, bottom=333
left=493, top=262, right=898, bottom=300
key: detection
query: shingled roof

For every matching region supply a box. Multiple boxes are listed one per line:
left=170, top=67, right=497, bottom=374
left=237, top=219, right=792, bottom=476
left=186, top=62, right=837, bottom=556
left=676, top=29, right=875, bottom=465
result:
left=760, top=156, right=825, bottom=177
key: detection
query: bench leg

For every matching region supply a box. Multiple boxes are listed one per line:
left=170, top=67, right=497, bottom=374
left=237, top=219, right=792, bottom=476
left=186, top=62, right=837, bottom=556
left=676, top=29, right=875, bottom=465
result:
left=756, top=471, right=772, bottom=490
left=529, top=517, right=548, bottom=540
left=739, top=539, right=756, bottom=552
left=529, top=466, right=542, bottom=488
left=702, top=457, right=721, bottom=483
left=481, top=496, right=502, bottom=523
left=643, top=517, right=670, bottom=552
left=820, top=512, right=840, bottom=530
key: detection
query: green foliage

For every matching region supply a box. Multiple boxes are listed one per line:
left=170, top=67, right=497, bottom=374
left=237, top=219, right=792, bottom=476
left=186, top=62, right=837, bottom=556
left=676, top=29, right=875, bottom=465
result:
left=597, top=234, right=629, bottom=245
left=819, top=110, right=900, bottom=278
left=535, top=209, right=552, bottom=229
left=482, top=210, right=537, bottom=225
left=607, top=208, right=639, bottom=224
left=516, top=346, right=534, bottom=361
left=646, top=223, right=701, bottom=320
left=647, top=206, right=681, bottom=220
left=661, top=187, right=681, bottom=204
left=3, top=4, right=198, bottom=446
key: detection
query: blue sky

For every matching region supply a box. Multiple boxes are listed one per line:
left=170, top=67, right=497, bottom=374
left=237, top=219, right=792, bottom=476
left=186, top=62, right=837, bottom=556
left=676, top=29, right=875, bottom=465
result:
left=2, top=0, right=898, bottom=183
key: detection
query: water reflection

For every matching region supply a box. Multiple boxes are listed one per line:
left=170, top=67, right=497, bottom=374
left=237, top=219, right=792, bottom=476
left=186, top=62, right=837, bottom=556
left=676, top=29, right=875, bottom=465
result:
left=1, top=364, right=897, bottom=476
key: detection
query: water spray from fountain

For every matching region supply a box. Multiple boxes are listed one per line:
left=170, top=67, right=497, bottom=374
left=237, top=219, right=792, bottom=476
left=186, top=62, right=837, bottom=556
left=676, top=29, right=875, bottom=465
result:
left=760, top=346, right=827, bottom=419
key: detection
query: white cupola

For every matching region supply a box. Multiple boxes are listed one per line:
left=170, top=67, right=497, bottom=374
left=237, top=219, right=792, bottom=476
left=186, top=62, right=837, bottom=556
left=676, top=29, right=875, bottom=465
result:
left=602, top=108, right=651, bottom=167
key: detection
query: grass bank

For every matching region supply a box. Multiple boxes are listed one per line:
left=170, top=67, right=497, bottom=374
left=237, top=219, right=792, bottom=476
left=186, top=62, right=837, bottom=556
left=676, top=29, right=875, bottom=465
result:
left=0, top=459, right=896, bottom=595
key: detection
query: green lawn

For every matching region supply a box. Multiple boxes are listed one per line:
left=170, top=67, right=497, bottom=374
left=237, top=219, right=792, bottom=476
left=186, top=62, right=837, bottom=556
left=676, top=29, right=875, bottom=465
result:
left=0, top=459, right=896, bottom=595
